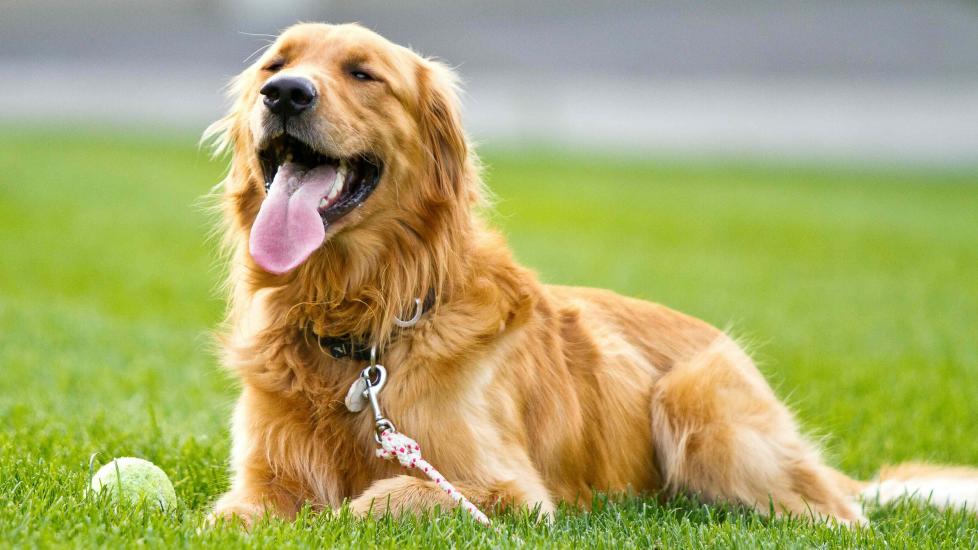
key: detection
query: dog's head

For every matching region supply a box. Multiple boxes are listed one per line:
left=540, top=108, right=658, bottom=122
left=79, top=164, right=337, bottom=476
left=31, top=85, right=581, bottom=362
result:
left=208, top=23, right=478, bottom=280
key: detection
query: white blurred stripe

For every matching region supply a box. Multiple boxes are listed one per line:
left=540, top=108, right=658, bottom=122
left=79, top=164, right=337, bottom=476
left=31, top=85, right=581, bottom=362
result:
left=0, top=60, right=228, bottom=129
left=464, top=73, right=978, bottom=165
left=2, top=59, right=977, bottom=165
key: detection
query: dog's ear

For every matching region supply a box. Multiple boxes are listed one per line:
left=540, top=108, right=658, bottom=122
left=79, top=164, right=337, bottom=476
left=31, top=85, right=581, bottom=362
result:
left=416, top=60, right=468, bottom=202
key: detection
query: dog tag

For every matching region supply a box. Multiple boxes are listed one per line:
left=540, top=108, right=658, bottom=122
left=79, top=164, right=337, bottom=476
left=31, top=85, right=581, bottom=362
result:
left=345, top=377, right=369, bottom=412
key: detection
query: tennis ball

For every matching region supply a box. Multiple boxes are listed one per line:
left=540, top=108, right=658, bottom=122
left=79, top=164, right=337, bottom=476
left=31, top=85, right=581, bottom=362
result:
left=90, top=457, right=177, bottom=511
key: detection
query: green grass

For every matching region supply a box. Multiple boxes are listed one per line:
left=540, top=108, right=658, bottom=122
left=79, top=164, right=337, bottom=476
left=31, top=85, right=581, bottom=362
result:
left=1, top=128, right=977, bottom=548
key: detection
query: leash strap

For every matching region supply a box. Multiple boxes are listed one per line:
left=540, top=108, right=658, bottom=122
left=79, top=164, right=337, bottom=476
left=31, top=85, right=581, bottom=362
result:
left=375, top=429, right=491, bottom=526
left=340, top=299, right=491, bottom=526
left=346, top=343, right=491, bottom=526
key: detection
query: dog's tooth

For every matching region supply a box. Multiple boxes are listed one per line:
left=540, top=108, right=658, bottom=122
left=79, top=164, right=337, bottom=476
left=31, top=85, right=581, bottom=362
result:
left=319, top=198, right=328, bottom=209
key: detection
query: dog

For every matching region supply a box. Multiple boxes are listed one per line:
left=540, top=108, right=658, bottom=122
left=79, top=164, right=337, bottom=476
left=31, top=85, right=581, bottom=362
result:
left=205, top=22, right=978, bottom=526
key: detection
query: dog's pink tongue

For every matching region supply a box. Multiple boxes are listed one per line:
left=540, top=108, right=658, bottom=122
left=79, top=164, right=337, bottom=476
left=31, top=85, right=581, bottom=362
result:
left=249, top=162, right=337, bottom=274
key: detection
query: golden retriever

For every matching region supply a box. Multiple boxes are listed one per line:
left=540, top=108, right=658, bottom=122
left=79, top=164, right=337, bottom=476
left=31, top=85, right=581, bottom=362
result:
left=205, top=22, right=977, bottom=526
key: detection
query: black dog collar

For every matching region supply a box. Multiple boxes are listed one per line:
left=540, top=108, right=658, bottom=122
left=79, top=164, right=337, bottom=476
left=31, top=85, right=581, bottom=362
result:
left=317, top=290, right=436, bottom=360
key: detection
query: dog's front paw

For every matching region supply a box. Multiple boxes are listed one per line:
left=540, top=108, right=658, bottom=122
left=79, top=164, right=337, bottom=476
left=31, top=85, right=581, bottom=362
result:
left=349, top=475, right=456, bottom=519
left=348, top=494, right=384, bottom=519
left=206, top=497, right=269, bottom=529
left=348, top=486, right=401, bottom=518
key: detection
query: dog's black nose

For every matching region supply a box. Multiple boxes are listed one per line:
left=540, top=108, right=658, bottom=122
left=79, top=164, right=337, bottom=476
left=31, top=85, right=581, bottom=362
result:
left=260, top=76, right=317, bottom=117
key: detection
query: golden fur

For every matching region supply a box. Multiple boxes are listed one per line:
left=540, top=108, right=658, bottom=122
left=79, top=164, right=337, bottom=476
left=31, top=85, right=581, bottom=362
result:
left=206, top=23, right=976, bottom=527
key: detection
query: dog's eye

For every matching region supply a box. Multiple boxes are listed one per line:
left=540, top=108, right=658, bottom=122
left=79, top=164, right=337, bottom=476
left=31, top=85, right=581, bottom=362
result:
left=350, top=69, right=375, bottom=82
left=263, top=59, right=285, bottom=72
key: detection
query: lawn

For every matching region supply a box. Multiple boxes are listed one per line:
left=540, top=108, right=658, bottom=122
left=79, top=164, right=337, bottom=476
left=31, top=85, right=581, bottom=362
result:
left=1, top=129, right=977, bottom=548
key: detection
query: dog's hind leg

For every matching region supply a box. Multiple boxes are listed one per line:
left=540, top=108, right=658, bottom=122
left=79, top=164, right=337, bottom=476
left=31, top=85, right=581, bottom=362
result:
left=649, top=336, right=866, bottom=525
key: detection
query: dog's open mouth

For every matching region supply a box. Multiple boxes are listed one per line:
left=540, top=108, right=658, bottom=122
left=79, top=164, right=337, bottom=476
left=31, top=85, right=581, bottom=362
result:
left=249, top=135, right=383, bottom=275
left=258, top=135, right=382, bottom=224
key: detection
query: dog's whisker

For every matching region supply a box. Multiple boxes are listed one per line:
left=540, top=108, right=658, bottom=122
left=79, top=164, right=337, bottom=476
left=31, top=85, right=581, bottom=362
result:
left=242, top=43, right=273, bottom=64
left=238, top=31, right=279, bottom=39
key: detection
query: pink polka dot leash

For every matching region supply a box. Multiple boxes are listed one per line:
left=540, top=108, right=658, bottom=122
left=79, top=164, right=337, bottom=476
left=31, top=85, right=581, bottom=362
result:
left=344, top=344, right=491, bottom=527
left=375, top=429, right=491, bottom=526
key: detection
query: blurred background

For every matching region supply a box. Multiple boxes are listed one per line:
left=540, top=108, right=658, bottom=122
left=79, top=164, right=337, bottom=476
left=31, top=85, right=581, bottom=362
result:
left=3, top=0, right=978, bottom=164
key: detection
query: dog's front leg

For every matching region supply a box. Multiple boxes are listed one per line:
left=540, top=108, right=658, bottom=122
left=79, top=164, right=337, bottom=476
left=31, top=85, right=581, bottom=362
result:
left=208, top=446, right=304, bottom=528
left=209, top=483, right=300, bottom=528
left=208, top=391, right=304, bottom=528
left=349, top=475, right=550, bottom=520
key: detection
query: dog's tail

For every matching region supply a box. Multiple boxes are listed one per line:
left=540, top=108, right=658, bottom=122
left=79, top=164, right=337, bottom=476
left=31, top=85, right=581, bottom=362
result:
left=855, top=463, right=978, bottom=513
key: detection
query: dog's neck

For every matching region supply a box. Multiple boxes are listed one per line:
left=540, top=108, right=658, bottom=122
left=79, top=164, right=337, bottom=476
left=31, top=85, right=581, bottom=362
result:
left=233, top=202, right=513, bottom=351
left=316, top=288, right=436, bottom=360
left=223, top=204, right=536, bottom=395
left=224, top=151, right=536, bottom=365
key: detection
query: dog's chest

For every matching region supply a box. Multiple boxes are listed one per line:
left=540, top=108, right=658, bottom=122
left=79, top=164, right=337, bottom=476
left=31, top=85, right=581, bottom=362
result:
left=277, top=346, right=491, bottom=505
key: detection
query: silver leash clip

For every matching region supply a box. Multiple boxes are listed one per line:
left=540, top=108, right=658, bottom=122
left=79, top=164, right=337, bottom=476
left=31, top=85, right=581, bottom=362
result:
left=344, top=346, right=397, bottom=441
